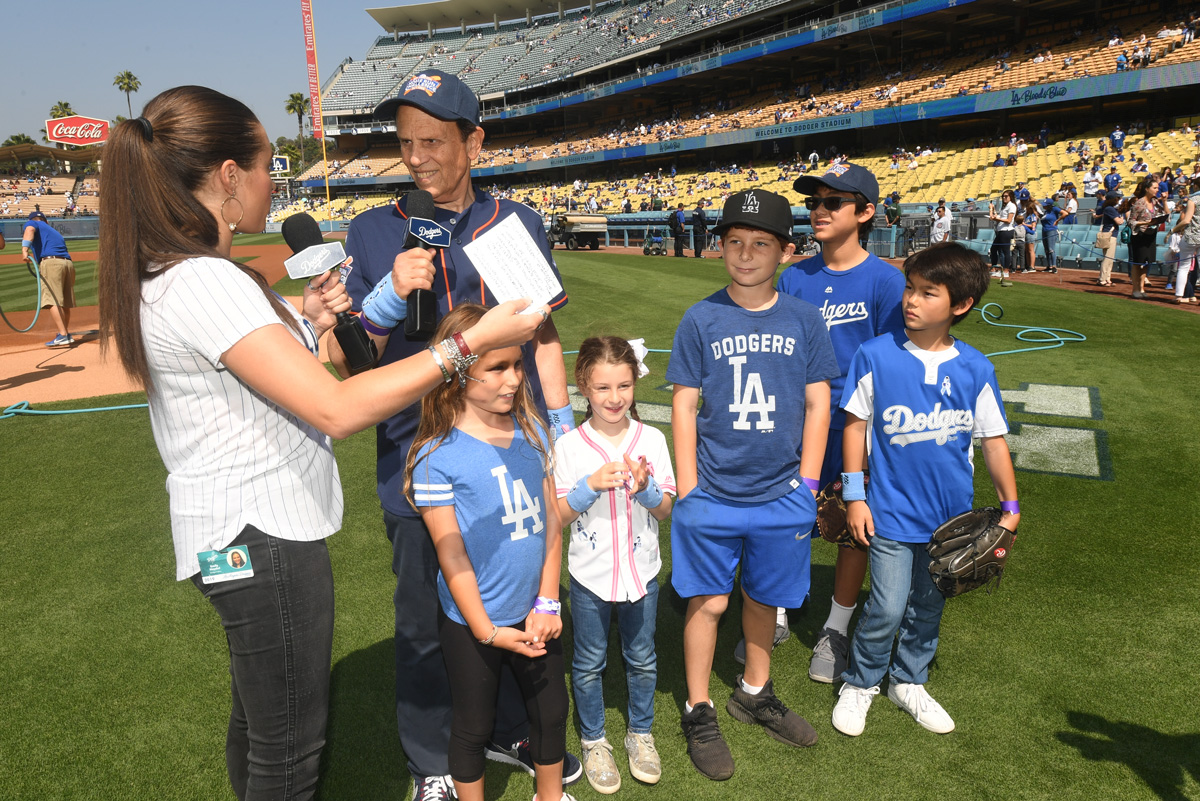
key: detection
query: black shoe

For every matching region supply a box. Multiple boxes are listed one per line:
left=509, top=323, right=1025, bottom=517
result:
left=680, top=702, right=735, bottom=781
left=485, top=738, right=583, bottom=786
left=410, top=774, right=455, bottom=801
left=726, top=677, right=818, bottom=748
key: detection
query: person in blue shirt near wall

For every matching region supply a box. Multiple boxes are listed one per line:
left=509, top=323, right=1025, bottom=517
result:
left=21, top=211, right=75, bottom=347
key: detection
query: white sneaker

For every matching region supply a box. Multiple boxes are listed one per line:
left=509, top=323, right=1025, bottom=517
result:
left=831, top=683, right=879, bottom=736
left=990, top=270, right=1002, bottom=278
left=581, top=737, right=621, bottom=794
left=624, top=731, right=661, bottom=784
left=888, top=682, right=955, bottom=733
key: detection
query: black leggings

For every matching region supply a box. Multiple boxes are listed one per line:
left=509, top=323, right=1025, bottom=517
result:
left=438, top=609, right=568, bottom=783
left=990, top=230, right=1014, bottom=271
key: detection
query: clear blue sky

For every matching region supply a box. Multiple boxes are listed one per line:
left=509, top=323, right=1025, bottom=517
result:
left=5, top=0, right=379, bottom=146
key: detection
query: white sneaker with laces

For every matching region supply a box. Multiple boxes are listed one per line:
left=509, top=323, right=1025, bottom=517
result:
left=831, top=683, right=879, bottom=736
left=581, top=737, right=621, bottom=794
left=412, top=774, right=456, bottom=801
left=888, top=681, right=955, bottom=733
left=624, top=731, right=662, bottom=784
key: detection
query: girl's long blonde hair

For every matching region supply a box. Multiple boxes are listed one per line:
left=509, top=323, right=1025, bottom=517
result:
left=574, top=336, right=643, bottom=424
left=403, top=303, right=551, bottom=509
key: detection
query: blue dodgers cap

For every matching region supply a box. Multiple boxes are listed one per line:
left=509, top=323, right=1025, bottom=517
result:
left=373, top=69, right=480, bottom=126
left=792, top=162, right=879, bottom=206
left=28, top=211, right=46, bottom=221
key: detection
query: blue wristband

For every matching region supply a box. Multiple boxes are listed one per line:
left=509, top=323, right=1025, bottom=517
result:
left=566, top=475, right=602, bottom=513
left=634, top=474, right=663, bottom=509
left=841, top=471, right=866, bottom=502
left=360, top=272, right=407, bottom=329
left=547, top=404, right=575, bottom=438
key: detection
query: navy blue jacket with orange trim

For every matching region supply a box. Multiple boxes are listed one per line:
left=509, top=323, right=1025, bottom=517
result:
left=344, top=189, right=569, bottom=516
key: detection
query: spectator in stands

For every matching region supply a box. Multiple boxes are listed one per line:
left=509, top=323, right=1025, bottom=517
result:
left=931, top=206, right=951, bottom=242
left=1111, top=125, right=1126, bottom=153
left=330, top=69, right=580, bottom=801
left=1132, top=157, right=1149, bottom=173
left=993, top=153, right=1006, bottom=167
left=1083, top=164, right=1102, bottom=198
left=1015, top=182, right=1031, bottom=204
left=1104, top=167, right=1123, bottom=194
left=1062, top=189, right=1079, bottom=225
left=1116, top=50, right=1129, bottom=71
left=1092, top=193, right=1124, bottom=286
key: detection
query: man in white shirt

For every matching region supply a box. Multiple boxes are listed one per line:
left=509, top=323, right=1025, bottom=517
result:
left=1083, top=167, right=1102, bottom=197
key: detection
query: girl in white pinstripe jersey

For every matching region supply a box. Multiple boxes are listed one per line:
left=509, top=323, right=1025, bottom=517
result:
left=96, top=86, right=546, bottom=801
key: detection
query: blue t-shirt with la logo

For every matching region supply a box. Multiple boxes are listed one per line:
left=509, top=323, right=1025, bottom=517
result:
left=412, top=421, right=551, bottom=626
left=667, top=289, right=839, bottom=503
left=776, top=251, right=905, bottom=430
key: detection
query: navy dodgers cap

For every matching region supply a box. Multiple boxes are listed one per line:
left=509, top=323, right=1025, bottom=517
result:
left=711, top=189, right=794, bottom=242
left=793, top=162, right=879, bottom=206
left=374, top=69, right=480, bottom=127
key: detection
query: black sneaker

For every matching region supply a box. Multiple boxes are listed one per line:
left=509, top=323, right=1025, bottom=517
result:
left=411, top=774, right=455, bottom=801
left=485, top=737, right=583, bottom=786
left=680, top=702, right=735, bottom=781
left=726, top=677, right=818, bottom=748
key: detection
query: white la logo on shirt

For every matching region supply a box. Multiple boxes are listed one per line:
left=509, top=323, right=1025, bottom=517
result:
left=741, top=192, right=759, bottom=214
left=491, top=465, right=543, bottom=541
left=728, top=355, right=775, bottom=430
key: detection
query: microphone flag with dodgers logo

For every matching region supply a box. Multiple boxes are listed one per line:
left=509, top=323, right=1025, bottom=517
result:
left=402, top=190, right=446, bottom=340
left=281, top=212, right=377, bottom=374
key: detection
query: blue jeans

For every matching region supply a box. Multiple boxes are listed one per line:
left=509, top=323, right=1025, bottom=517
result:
left=842, top=534, right=946, bottom=690
left=190, top=524, right=334, bottom=801
left=1043, top=229, right=1060, bottom=267
left=569, top=579, right=659, bottom=741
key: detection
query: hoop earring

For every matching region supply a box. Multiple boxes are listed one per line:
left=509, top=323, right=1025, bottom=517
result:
left=220, top=192, right=244, bottom=233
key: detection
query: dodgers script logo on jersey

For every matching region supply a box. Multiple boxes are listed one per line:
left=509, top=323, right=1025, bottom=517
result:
left=490, top=465, right=543, bottom=540
left=708, top=333, right=796, bottom=432
left=818, top=298, right=870, bottom=328
left=881, top=401, right=974, bottom=446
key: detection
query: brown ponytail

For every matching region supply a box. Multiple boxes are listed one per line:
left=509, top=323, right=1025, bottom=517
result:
left=98, top=85, right=297, bottom=392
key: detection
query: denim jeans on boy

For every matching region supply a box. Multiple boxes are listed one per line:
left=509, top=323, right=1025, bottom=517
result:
left=569, top=578, right=659, bottom=741
left=841, top=534, right=946, bottom=690
left=191, top=524, right=334, bottom=801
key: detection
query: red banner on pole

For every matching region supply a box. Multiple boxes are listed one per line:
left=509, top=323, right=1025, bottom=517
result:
left=301, top=0, right=324, bottom=140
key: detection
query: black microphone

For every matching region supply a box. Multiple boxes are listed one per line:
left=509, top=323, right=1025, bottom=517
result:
left=403, top=190, right=440, bottom=340
left=281, top=213, right=378, bottom=374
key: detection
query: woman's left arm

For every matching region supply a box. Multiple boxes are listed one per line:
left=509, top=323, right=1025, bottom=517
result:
left=525, top=474, right=564, bottom=643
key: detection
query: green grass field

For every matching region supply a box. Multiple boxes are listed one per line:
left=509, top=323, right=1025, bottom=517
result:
left=3, top=243, right=1199, bottom=800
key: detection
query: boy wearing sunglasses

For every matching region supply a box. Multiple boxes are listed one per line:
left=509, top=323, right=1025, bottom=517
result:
left=762, top=163, right=906, bottom=685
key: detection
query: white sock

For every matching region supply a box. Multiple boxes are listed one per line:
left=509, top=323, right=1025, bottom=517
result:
left=775, top=606, right=787, bottom=627
left=581, top=736, right=606, bottom=748
left=823, top=597, right=856, bottom=636
left=684, top=699, right=714, bottom=714
left=740, top=677, right=765, bottom=695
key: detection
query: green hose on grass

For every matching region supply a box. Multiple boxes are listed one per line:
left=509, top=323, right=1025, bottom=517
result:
left=0, top=257, right=43, bottom=333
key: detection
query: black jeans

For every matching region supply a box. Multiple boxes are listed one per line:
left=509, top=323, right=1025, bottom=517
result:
left=438, top=610, right=568, bottom=783
left=990, top=230, right=1014, bottom=271
left=191, top=525, right=333, bottom=801
left=385, top=511, right=529, bottom=778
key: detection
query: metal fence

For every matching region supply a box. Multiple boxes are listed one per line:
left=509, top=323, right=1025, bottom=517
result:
left=2, top=216, right=100, bottom=240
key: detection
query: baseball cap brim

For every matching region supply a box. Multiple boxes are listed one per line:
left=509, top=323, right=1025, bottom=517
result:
left=373, top=95, right=469, bottom=124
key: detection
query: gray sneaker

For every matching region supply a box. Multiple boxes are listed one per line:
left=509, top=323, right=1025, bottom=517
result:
left=624, top=731, right=661, bottom=785
left=581, top=737, right=621, bottom=794
left=808, top=627, right=850, bottom=684
left=733, top=623, right=791, bottom=665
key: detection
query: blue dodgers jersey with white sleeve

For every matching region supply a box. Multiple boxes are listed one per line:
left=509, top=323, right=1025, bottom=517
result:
left=411, top=422, right=551, bottom=627
left=841, top=331, right=1009, bottom=543
left=776, top=252, right=905, bottom=429
left=666, top=289, right=839, bottom=503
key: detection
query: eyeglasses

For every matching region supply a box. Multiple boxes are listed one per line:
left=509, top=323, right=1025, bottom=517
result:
left=804, top=196, right=858, bottom=211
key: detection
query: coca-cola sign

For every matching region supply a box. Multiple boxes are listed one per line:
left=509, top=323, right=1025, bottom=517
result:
left=45, top=116, right=109, bottom=146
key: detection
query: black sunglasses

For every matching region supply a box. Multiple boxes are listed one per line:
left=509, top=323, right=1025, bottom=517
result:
left=804, top=196, right=858, bottom=211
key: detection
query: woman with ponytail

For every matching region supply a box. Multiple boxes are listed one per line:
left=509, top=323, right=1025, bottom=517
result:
left=96, top=86, right=545, bottom=801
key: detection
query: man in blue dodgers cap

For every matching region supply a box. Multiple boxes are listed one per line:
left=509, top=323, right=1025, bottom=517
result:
left=327, top=70, right=580, bottom=800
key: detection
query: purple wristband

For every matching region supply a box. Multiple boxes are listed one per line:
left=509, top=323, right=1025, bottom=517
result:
left=801, top=476, right=820, bottom=492
left=359, top=314, right=393, bottom=337
left=532, top=596, right=561, bottom=615
left=1001, top=501, right=1020, bottom=514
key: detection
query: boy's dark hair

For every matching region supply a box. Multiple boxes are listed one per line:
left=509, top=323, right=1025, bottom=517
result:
left=853, top=194, right=875, bottom=238
left=903, top=242, right=989, bottom=326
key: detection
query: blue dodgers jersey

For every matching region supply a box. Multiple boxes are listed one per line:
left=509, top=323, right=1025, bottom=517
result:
left=776, top=251, right=905, bottom=430
left=343, top=190, right=568, bottom=517
left=412, top=422, right=552, bottom=627
left=666, top=289, right=839, bottom=503
left=22, top=220, right=70, bottom=261
left=840, top=331, right=1010, bottom=543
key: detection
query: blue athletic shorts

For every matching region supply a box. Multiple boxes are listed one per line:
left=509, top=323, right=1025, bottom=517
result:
left=670, top=484, right=816, bottom=608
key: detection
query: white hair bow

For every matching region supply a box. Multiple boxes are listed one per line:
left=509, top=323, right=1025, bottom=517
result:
left=627, top=338, right=650, bottom=378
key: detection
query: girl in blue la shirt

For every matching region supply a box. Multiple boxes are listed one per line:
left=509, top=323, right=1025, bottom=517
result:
left=405, top=304, right=575, bottom=801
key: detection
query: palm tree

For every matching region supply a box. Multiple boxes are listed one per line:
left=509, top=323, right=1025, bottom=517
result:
left=285, top=93, right=311, bottom=164
left=3, top=133, right=36, bottom=147
left=113, top=71, right=141, bottom=117
left=49, top=101, right=75, bottom=119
